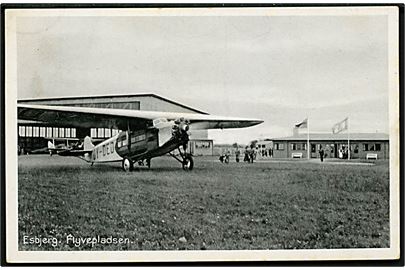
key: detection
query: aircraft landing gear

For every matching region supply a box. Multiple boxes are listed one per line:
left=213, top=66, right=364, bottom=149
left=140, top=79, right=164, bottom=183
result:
left=122, top=158, right=134, bottom=172
left=182, top=155, right=194, bottom=171
left=169, top=147, right=194, bottom=171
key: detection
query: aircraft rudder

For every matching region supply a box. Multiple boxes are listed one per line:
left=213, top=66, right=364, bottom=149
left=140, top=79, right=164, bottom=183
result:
left=83, top=136, right=95, bottom=151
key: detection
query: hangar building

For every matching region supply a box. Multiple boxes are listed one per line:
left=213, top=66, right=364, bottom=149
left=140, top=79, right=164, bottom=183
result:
left=269, top=132, right=389, bottom=160
left=17, top=93, right=214, bottom=156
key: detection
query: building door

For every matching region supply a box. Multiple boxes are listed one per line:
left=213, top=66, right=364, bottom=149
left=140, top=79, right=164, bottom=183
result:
left=311, top=144, right=317, bottom=158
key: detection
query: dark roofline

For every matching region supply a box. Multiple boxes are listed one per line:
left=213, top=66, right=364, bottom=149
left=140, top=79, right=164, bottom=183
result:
left=18, top=93, right=208, bottom=115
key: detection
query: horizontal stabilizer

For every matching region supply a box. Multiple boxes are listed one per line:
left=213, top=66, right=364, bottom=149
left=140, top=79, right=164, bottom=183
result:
left=57, top=149, right=93, bottom=156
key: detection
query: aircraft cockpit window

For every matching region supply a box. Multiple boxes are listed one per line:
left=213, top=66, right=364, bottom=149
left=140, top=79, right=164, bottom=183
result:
left=131, top=134, right=146, bottom=144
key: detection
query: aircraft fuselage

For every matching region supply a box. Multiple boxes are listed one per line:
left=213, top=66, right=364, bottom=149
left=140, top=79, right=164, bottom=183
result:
left=88, top=128, right=184, bottom=164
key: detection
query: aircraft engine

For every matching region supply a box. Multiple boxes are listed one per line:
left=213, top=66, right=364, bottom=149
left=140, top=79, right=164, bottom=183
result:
left=153, top=117, right=190, bottom=148
left=172, top=118, right=190, bottom=145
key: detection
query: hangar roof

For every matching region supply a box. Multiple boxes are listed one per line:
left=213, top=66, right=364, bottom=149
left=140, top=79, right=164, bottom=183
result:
left=18, top=93, right=208, bottom=115
left=271, top=133, right=389, bottom=141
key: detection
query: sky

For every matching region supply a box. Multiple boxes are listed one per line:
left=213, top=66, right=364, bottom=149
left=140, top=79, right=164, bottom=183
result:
left=16, top=12, right=390, bottom=144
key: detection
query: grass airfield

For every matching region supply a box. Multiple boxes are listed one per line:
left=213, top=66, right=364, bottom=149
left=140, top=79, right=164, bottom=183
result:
left=18, top=154, right=390, bottom=251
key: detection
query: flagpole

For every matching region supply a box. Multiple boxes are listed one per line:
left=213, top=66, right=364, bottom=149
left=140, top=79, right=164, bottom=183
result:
left=347, top=117, right=350, bottom=160
left=307, top=117, right=310, bottom=160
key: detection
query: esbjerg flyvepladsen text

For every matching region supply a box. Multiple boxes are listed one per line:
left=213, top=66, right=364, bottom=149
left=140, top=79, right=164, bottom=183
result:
left=22, top=234, right=131, bottom=248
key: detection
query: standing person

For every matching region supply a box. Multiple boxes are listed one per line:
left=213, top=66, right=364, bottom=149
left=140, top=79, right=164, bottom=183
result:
left=225, top=149, right=230, bottom=164
left=244, top=146, right=249, bottom=162
left=219, top=149, right=224, bottom=163
left=249, top=146, right=255, bottom=163
left=319, top=147, right=325, bottom=162
left=235, top=148, right=240, bottom=163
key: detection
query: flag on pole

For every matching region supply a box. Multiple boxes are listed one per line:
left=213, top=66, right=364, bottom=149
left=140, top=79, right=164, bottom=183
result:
left=295, top=118, right=308, bottom=129
left=332, top=117, right=348, bottom=134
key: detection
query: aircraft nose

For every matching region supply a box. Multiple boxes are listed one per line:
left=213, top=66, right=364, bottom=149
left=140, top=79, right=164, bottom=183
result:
left=181, top=124, right=189, bottom=132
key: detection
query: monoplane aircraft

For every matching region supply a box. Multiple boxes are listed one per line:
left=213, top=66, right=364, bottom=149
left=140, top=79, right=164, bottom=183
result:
left=18, top=104, right=263, bottom=171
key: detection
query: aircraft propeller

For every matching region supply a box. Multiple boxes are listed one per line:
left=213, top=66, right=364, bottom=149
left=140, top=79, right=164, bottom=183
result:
left=172, top=117, right=190, bottom=149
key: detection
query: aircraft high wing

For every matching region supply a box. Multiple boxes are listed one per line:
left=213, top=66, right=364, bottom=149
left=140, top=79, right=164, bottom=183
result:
left=18, top=104, right=263, bottom=171
left=18, top=104, right=263, bottom=130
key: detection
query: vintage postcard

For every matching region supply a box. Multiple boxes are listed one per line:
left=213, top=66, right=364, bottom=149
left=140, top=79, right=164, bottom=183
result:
left=3, top=5, right=401, bottom=264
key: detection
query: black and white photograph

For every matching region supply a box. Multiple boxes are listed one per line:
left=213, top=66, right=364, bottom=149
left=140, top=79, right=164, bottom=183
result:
left=3, top=4, right=401, bottom=264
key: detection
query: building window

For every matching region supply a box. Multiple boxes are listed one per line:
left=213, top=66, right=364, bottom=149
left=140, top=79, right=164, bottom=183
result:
left=97, top=128, right=104, bottom=138
left=91, top=128, right=97, bottom=138
left=32, top=127, right=39, bottom=137
left=59, top=128, right=65, bottom=138
left=71, top=128, right=76, bottom=138
left=26, top=126, right=33, bottom=137
left=53, top=127, right=59, bottom=138
left=364, top=143, right=381, bottom=152
left=65, top=128, right=71, bottom=138
left=19, top=126, right=26, bottom=137
left=291, top=143, right=304, bottom=151
left=46, top=127, right=52, bottom=137
left=112, top=129, right=118, bottom=136
left=105, top=129, right=111, bottom=138
left=39, top=127, right=45, bottom=137
left=276, top=143, right=284, bottom=150
left=196, top=141, right=211, bottom=148
left=291, top=143, right=296, bottom=150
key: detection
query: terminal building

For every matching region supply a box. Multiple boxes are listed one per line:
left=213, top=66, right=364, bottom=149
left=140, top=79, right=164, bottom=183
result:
left=17, top=93, right=214, bottom=156
left=269, top=132, right=389, bottom=160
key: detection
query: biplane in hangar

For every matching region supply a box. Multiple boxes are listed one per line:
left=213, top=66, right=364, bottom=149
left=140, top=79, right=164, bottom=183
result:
left=18, top=104, right=263, bottom=171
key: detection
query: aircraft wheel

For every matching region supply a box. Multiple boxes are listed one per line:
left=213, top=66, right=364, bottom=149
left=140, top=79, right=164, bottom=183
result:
left=182, top=155, right=194, bottom=171
left=122, top=158, right=134, bottom=172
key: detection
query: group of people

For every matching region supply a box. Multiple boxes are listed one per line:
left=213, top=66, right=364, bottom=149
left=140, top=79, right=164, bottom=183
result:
left=243, top=146, right=256, bottom=163
left=219, top=146, right=257, bottom=164
left=260, top=148, right=273, bottom=157
left=338, top=148, right=349, bottom=159
left=219, top=150, right=231, bottom=163
left=318, top=146, right=350, bottom=162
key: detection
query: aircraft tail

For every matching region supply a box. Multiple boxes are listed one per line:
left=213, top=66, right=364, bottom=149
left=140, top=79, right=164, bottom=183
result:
left=83, top=136, right=95, bottom=151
